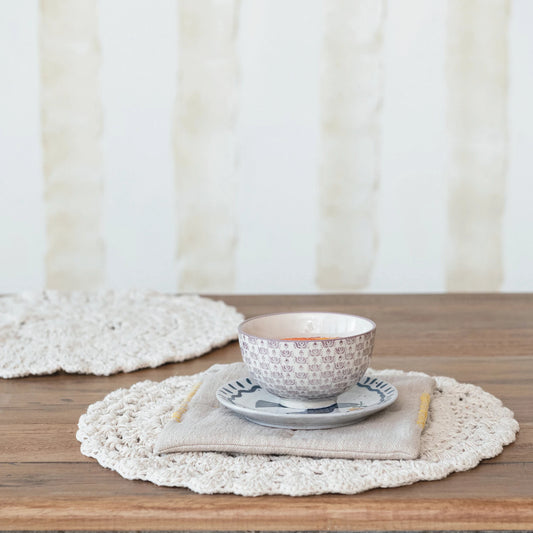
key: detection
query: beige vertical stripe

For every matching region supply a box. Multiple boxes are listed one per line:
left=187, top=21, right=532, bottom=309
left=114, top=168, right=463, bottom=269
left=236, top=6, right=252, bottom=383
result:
left=174, top=0, right=240, bottom=292
left=317, top=0, right=385, bottom=291
left=446, top=0, right=510, bottom=291
left=40, top=0, right=105, bottom=289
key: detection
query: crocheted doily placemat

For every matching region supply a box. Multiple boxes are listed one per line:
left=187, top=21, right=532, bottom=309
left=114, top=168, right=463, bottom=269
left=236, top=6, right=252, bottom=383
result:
left=77, top=367, right=519, bottom=497
left=0, top=291, right=243, bottom=378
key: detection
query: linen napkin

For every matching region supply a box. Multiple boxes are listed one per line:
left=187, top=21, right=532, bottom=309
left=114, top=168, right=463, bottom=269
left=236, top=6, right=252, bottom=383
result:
left=155, top=362, right=435, bottom=460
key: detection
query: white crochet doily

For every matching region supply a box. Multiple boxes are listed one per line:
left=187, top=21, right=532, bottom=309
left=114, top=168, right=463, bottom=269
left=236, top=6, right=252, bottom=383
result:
left=77, top=367, right=519, bottom=497
left=0, top=291, right=243, bottom=378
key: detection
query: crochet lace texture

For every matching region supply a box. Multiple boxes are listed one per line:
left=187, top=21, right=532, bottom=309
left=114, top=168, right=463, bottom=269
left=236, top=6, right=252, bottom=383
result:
left=77, top=367, right=519, bottom=496
left=0, top=291, right=243, bottom=378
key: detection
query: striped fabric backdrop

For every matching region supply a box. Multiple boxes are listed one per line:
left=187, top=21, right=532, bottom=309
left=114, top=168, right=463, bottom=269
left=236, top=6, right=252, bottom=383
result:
left=1, top=0, right=532, bottom=294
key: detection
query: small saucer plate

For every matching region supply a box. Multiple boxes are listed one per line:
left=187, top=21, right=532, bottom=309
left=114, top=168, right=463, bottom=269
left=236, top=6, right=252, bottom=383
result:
left=216, top=375, right=398, bottom=429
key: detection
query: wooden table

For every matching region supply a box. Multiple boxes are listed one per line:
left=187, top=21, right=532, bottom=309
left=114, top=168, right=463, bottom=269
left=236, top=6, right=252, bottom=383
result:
left=1, top=294, right=532, bottom=531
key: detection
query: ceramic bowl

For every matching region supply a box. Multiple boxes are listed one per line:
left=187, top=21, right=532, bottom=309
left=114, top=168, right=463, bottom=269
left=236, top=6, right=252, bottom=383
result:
left=238, top=312, right=376, bottom=408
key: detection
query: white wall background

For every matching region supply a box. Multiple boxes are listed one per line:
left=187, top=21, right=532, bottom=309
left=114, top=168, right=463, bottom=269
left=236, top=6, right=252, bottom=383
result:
left=1, top=0, right=532, bottom=294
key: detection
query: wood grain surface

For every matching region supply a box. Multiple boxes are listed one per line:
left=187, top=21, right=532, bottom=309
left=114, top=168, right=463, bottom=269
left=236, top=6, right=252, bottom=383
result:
left=0, top=294, right=532, bottom=531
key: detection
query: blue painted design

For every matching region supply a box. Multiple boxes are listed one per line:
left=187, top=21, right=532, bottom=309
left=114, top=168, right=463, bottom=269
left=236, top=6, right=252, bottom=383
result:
left=356, top=379, right=386, bottom=402
left=221, top=383, right=261, bottom=402
left=302, top=404, right=339, bottom=414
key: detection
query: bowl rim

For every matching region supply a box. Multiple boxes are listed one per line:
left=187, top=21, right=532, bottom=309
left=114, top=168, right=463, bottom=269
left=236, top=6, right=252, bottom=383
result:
left=237, top=311, right=376, bottom=342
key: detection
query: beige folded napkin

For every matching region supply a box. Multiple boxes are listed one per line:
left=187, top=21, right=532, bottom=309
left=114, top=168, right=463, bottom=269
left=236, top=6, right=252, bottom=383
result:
left=155, top=362, right=435, bottom=460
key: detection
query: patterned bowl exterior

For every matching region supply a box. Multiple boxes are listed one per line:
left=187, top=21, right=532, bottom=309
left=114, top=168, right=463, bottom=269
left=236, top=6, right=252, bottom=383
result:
left=238, top=330, right=375, bottom=400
